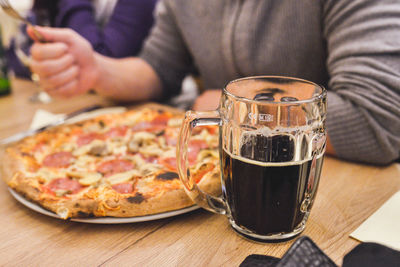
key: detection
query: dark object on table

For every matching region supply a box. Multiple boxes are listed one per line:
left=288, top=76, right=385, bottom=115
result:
left=240, top=254, right=280, bottom=267
left=0, top=25, right=11, bottom=96
left=241, top=236, right=400, bottom=267
left=342, top=242, right=400, bottom=267
left=240, top=236, right=337, bottom=267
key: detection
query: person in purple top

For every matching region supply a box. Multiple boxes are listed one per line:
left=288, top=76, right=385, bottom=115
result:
left=52, top=0, right=157, bottom=57
left=7, top=0, right=157, bottom=77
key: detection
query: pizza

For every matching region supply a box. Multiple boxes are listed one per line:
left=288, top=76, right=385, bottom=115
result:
left=1, top=106, right=220, bottom=219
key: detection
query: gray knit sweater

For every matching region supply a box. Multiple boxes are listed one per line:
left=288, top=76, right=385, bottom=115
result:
left=140, top=0, right=400, bottom=165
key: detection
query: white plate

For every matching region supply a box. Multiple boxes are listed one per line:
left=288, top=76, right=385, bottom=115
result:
left=8, top=188, right=199, bottom=224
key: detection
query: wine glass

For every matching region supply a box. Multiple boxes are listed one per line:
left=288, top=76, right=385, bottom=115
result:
left=4, top=0, right=52, bottom=103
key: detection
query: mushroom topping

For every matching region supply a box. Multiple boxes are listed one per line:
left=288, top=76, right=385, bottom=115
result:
left=106, top=170, right=140, bottom=185
left=88, top=140, right=108, bottom=156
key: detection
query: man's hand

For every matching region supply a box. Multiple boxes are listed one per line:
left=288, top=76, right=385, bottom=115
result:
left=27, top=26, right=98, bottom=98
left=192, top=89, right=222, bottom=111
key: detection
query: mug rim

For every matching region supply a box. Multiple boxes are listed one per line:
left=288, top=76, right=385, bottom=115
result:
left=223, top=75, right=327, bottom=105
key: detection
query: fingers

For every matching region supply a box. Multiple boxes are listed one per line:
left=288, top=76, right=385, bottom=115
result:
left=27, top=26, right=42, bottom=42
left=29, top=41, right=77, bottom=97
left=46, top=79, right=79, bottom=98
left=40, top=65, right=79, bottom=90
left=27, top=26, right=76, bottom=44
left=30, top=53, right=74, bottom=78
left=32, top=59, right=80, bottom=98
left=30, top=42, right=69, bottom=61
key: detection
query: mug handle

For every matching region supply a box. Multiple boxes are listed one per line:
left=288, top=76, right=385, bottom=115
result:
left=177, top=110, right=227, bottom=215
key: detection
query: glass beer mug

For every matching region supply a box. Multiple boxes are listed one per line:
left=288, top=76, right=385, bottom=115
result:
left=177, top=76, right=327, bottom=242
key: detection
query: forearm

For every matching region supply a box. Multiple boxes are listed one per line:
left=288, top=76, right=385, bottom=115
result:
left=93, top=54, right=163, bottom=102
left=323, top=0, right=400, bottom=164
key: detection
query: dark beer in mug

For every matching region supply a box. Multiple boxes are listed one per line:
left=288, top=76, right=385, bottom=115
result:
left=221, top=134, right=324, bottom=236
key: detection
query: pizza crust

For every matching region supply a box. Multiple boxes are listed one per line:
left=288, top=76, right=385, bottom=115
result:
left=8, top=166, right=221, bottom=218
left=1, top=148, right=23, bottom=184
left=102, top=166, right=221, bottom=217
left=7, top=172, right=98, bottom=219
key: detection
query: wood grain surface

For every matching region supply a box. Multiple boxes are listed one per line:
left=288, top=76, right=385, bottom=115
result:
left=0, top=78, right=399, bottom=266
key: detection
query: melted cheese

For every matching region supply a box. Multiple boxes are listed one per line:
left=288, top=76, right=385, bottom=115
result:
left=106, top=170, right=140, bottom=185
left=72, top=139, right=108, bottom=156
left=138, top=145, right=164, bottom=157
left=167, top=118, right=183, bottom=127
left=139, top=163, right=163, bottom=176
left=66, top=171, right=102, bottom=186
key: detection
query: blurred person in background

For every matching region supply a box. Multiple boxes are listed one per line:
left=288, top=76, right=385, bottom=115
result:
left=7, top=0, right=157, bottom=78
left=27, top=0, right=400, bottom=165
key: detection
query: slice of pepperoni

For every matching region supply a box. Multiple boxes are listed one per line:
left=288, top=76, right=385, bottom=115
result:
left=165, top=135, right=177, bottom=146
left=131, top=122, right=152, bottom=132
left=160, top=140, right=208, bottom=170
left=192, top=125, right=218, bottom=135
left=151, top=113, right=170, bottom=125
left=193, top=163, right=215, bottom=183
left=131, top=113, right=170, bottom=132
left=97, top=159, right=134, bottom=176
left=47, top=178, right=83, bottom=194
left=112, top=183, right=134, bottom=194
left=187, top=146, right=200, bottom=164
left=132, top=122, right=166, bottom=133
left=141, top=155, right=159, bottom=164
left=190, top=139, right=209, bottom=149
left=42, top=152, right=73, bottom=168
left=77, top=132, right=105, bottom=146
left=188, top=139, right=208, bottom=164
left=160, top=157, right=177, bottom=171
left=205, top=125, right=218, bottom=135
left=105, top=126, right=128, bottom=138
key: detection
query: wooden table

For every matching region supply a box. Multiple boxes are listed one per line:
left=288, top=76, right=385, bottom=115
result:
left=1, top=79, right=399, bottom=266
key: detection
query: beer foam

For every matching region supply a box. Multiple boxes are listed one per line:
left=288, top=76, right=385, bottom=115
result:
left=252, top=124, right=315, bottom=136
left=234, top=124, right=325, bottom=162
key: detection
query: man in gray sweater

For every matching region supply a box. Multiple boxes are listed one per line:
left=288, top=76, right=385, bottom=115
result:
left=28, top=0, right=400, bottom=165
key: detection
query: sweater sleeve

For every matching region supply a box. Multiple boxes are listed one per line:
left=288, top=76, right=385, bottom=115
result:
left=55, top=0, right=157, bottom=57
left=139, top=0, right=193, bottom=100
left=323, top=0, right=400, bottom=165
